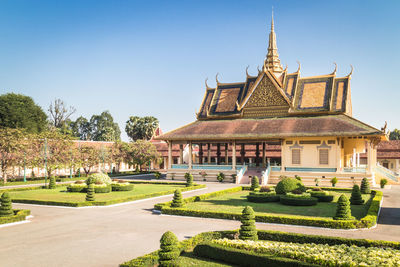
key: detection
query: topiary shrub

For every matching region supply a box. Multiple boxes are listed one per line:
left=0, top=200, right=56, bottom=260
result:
left=154, top=171, right=161, bottom=179
left=350, top=184, right=364, bottom=205
left=259, top=186, right=271, bottom=193
left=158, top=231, right=180, bottom=267
left=49, top=176, right=56, bottom=189
left=239, top=206, right=257, bottom=241
left=380, top=178, right=388, bottom=189
left=0, top=192, right=13, bottom=217
left=360, top=178, right=371, bottom=194
left=86, top=172, right=112, bottom=185
left=217, top=172, right=225, bottom=183
left=334, top=194, right=354, bottom=220
left=86, top=183, right=95, bottom=202
left=250, top=176, right=260, bottom=191
left=184, top=173, right=193, bottom=187
left=171, top=189, right=183, bottom=208
left=331, top=177, right=338, bottom=187
left=275, top=177, right=304, bottom=195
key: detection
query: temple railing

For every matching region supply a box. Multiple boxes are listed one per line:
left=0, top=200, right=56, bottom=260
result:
left=236, top=164, right=247, bottom=184
left=375, top=164, right=399, bottom=182
left=261, top=163, right=271, bottom=185
left=171, top=164, right=237, bottom=171
left=271, top=166, right=281, bottom=172
left=343, top=166, right=367, bottom=173
left=285, top=167, right=337, bottom=173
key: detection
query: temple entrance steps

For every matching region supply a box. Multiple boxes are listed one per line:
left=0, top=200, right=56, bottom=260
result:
left=240, top=168, right=264, bottom=184
left=166, top=169, right=237, bottom=183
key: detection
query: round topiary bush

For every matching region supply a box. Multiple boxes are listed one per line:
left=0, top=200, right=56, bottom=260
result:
left=171, top=189, right=183, bottom=208
left=360, top=178, right=371, bottom=194
left=86, top=172, right=112, bottom=185
left=158, top=231, right=180, bottom=267
left=49, top=176, right=56, bottom=189
left=0, top=192, right=13, bottom=217
left=334, top=194, right=354, bottom=220
left=275, top=177, right=304, bottom=195
left=86, top=184, right=95, bottom=202
left=250, top=176, right=260, bottom=191
left=350, top=184, right=364, bottom=205
left=184, top=173, right=193, bottom=187
left=239, top=206, right=257, bottom=241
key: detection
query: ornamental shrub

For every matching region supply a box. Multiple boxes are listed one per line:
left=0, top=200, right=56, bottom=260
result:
left=184, top=173, right=193, bottom=187
left=0, top=192, right=13, bottom=217
left=360, top=178, right=371, bottom=194
left=250, top=176, right=260, bottom=191
left=380, top=178, right=388, bottom=188
left=86, top=183, right=95, bottom=202
left=239, top=206, right=257, bottom=241
left=331, top=177, right=338, bottom=187
left=171, top=189, right=183, bottom=208
left=154, top=171, right=161, bottom=179
left=217, top=172, right=225, bottom=183
left=275, top=177, right=304, bottom=195
left=158, top=231, right=180, bottom=267
left=86, top=172, right=112, bottom=185
left=350, top=184, right=364, bottom=205
left=334, top=194, right=353, bottom=220
left=259, top=186, right=271, bottom=193
left=49, top=176, right=56, bottom=189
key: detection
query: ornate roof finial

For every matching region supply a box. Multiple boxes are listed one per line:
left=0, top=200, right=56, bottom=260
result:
left=215, top=73, right=220, bottom=84
left=246, top=65, right=250, bottom=78
left=296, top=61, right=301, bottom=73
left=330, top=62, right=337, bottom=75
left=347, top=64, right=354, bottom=77
left=264, top=8, right=283, bottom=75
left=257, top=65, right=261, bottom=73
left=205, top=78, right=211, bottom=89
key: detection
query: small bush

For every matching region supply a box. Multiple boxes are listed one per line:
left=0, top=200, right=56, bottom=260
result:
left=331, top=177, right=338, bottom=187
left=259, top=186, right=271, bottom=193
left=294, top=175, right=302, bottom=181
left=217, top=172, right=225, bottom=183
left=275, top=177, right=304, bottom=194
left=334, top=194, right=353, bottom=220
left=49, top=176, right=56, bottom=189
left=315, top=178, right=320, bottom=186
left=350, top=185, right=364, bottom=205
left=171, top=189, right=183, bottom=208
left=250, top=176, right=260, bottom=191
left=239, top=206, right=257, bottom=241
left=231, top=174, right=237, bottom=183
left=86, top=172, right=112, bottom=185
left=158, top=231, right=180, bottom=267
left=184, top=173, right=193, bottom=187
left=380, top=179, right=388, bottom=188
left=86, top=184, right=95, bottom=202
left=360, top=178, right=371, bottom=194
left=0, top=192, right=13, bottom=217
left=154, top=171, right=161, bottom=179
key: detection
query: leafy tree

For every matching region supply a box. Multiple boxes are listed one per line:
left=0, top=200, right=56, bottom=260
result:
left=360, top=178, right=371, bottom=194
left=250, top=176, right=260, bottom=191
left=86, top=183, right=95, bottom=201
left=0, top=192, right=13, bottom=217
left=77, top=145, right=102, bottom=176
left=0, top=93, right=47, bottom=133
left=334, top=194, right=353, bottom=220
left=90, top=111, right=121, bottom=141
left=0, top=127, right=26, bottom=183
left=125, top=116, right=159, bottom=141
left=158, top=231, right=180, bottom=267
left=70, top=116, right=91, bottom=140
left=110, top=141, right=130, bottom=173
left=350, top=184, right=364, bottom=205
left=171, top=189, right=183, bottom=208
left=127, top=140, right=160, bottom=171
left=389, top=129, right=400, bottom=140
left=239, top=206, right=257, bottom=240
left=48, top=98, right=76, bottom=129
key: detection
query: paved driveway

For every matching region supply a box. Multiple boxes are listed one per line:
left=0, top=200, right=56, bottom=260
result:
left=0, top=183, right=399, bottom=267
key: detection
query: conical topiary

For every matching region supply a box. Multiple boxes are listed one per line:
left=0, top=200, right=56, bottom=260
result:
left=184, top=173, right=193, bottom=187
left=49, top=176, right=56, bottom=189
left=0, top=192, right=13, bottom=217
left=158, top=231, right=180, bottom=267
left=86, top=183, right=95, bottom=202
left=171, top=189, right=183, bottom=208
left=250, top=176, right=260, bottom=191
left=360, top=178, right=371, bottom=194
left=239, top=206, right=258, bottom=240
left=334, top=194, right=353, bottom=220
left=350, top=184, right=364, bottom=205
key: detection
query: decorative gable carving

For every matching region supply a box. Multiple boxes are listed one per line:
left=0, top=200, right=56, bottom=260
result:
left=246, top=75, right=289, bottom=108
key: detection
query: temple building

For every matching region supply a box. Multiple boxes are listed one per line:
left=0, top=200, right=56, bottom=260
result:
left=155, top=15, right=391, bottom=186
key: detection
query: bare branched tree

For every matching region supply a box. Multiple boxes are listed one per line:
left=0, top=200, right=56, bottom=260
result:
left=48, top=99, right=76, bottom=128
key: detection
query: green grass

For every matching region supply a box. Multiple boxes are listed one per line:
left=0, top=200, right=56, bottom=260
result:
left=178, top=252, right=233, bottom=266
left=8, top=184, right=186, bottom=203
left=1, top=177, right=83, bottom=187
left=185, top=190, right=372, bottom=219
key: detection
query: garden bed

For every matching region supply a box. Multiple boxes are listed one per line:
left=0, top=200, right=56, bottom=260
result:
left=0, top=209, right=31, bottom=225
left=6, top=182, right=205, bottom=207
left=154, top=186, right=382, bottom=229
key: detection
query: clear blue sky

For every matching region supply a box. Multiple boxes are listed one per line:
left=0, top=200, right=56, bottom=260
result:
left=0, top=0, right=399, bottom=141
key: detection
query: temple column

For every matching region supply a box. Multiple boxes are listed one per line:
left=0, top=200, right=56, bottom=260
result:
left=255, top=143, right=260, bottom=167
left=262, top=142, right=266, bottom=167
left=199, top=143, right=203, bottom=164
left=232, top=141, right=236, bottom=170
left=241, top=144, right=245, bottom=164
left=225, top=143, right=229, bottom=165
left=395, top=159, right=400, bottom=173
left=357, top=153, right=360, bottom=167
left=352, top=148, right=357, bottom=168
left=216, top=143, right=221, bottom=165
left=367, top=141, right=373, bottom=173
left=280, top=140, right=285, bottom=171
left=163, top=157, right=167, bottom=170
left=207, top=143, right=211, bottom=164
left=188, top=141, right=192, bottom=169
left=168, top=141, right=172, bottom=169
left=336, top=139, right=341, bottom=172
left=179, top=144, right=183, bottom=164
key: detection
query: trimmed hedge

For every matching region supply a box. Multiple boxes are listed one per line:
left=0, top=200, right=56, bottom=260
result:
left=66, top=184, right=111, bottom=193
left=280, top=195, right=318, bottom=206
left=0, top=209, right=31, bottom=225
left=111, top=183, right=134, bottom=191
left=246, top=192, right=280, bottom=203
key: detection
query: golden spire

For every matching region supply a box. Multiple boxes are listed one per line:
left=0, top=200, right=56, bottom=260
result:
left=264, top=9, right=283, bottom=75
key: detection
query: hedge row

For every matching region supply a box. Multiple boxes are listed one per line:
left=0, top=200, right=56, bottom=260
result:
left=155, top=187, right=381, bottom=229
left=280, top=196, right=318, bottom=206
left=108, top=171, right=153, bottom=177
left=12, top=184, right=206, bottom=207
left=0, top=184, right=66, bottom=193
left=0, top=209, right=31, bottom=225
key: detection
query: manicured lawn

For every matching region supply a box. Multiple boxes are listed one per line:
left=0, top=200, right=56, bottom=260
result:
left=178, top=252, right=232, bottom=267
left=1, top=177, right=82, bottom=187
left=185, top=190, right=372, bottom=219
left=8, top=184, right=186, bottom=203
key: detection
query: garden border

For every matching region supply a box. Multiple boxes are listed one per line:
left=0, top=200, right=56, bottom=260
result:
left=154, top=186, right=382, bottom=229
left=0, top=209, right=31, bottom=225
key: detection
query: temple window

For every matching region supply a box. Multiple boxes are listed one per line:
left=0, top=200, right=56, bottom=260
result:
left=319, top=149, right=329, bottom=165
left=292, top=149, right=301, bottom=164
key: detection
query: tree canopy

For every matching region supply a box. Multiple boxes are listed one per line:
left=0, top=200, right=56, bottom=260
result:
left=389, top=129, right=400, bottom=140
left=125, top=116, right=159, bottom=141
left=48, top=98, right=76, bottom=129
left=0, top=93, right=47, bottom=133
left=90, top=111, right=121, bottom=141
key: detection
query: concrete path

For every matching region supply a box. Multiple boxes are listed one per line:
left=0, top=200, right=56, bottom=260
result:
left=0, top=183, right=399, bottom=267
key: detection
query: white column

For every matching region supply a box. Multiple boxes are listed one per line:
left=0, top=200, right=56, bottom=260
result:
left=367, top=141, right=373, bottom=173
left=168, top=141, right=172, bottom=169
left=280, top=140, right=285, bottom=172
left=262, top=142, right=266, bottom=167
left=225, top=144, right=228, bottom=165
left=164, top=157, right=167, bottom=170
left=352, top=148, right=356, bottom=168
left=395, top=159, right=400, bottom=173
left=357, top=153, right=360, bottom=167
left=336, top=139, right=341, bottom=172
left=188, top=141, right=192, bottom=169
left=232, top=141, right=236, bottom=170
